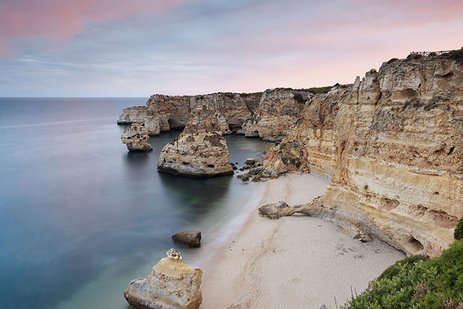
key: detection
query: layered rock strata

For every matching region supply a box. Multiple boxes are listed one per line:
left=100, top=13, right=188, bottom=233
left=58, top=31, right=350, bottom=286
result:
left=117, top=106, right=147, bottom=124
left=118, top=92, right=263, bottom=136
left=121, top=123, right=152, bottom=152
left=243, top=88, right=312, bottom=141
left=262, top=51, right=462, bottom=256
left=317, top=53, right=463, bottom=256
left=157, top=106, right=234, bottom=177
left=263, top=85, right=350, bottom=175
left=124, top=249, right=202, bottom=309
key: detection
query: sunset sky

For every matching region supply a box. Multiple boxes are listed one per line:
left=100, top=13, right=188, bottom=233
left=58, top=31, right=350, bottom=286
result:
left=0, top=0, right=462, bottom=97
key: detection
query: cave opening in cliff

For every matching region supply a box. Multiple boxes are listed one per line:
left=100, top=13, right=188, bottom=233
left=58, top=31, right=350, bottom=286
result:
left=409, top=237, right=424, bottom=251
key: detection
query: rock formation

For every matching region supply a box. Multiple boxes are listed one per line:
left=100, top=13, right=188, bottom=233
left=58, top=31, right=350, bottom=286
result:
left=121, top=123, right=152, bottom=152
left=117, top=106, right=148, bottom=125
left=244, top=88, right=312, bottom=141
left=119, top=48, right=463, bottom=256
left=263, top=85, right=350, bottom=176
left=172, top=230, right=201, bottom=248
left=157, top=104, right=234, bottom=177
left=262, top=50, right=463, bottom=256
left=118, top=92, right=262, bottom=136
left=124, top=249, right=202, bottom=309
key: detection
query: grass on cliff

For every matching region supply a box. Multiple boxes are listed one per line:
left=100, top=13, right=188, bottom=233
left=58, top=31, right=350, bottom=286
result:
left=343, top=240, right=463, bottom=309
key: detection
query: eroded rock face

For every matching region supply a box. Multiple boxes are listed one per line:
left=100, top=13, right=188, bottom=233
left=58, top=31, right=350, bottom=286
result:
left=117, top=106, right=147, bottom=124
left=120, top=92, right=263, bottom=136
left=263, top=85, right=350, bottom=176
left=121, top=123, right=152, bottom=152
left=157, top=107, right=234, bottom=177
left=124, top=250, right=202, bottom=309
left=244, top=88, right=312, bottom=141
left=310, top=52, right=463, bottom=256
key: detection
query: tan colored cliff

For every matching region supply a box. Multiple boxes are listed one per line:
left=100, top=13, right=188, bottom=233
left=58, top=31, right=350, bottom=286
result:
left=117, top=106, right=147, bottom=124
left=263, top=51, right=463, bottom=256
left=243, top=88, right=312, bottom=141
left=263, top=85, right=351, bottom=175
left=118, top=92, right=262, bottom=136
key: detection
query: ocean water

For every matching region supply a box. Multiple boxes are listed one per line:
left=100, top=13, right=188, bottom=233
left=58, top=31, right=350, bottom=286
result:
left=0, top=98, right=270, bottom=309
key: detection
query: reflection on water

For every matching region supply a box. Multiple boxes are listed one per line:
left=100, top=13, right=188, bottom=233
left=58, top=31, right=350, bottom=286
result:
left=0, top=98, right=271, bottom=309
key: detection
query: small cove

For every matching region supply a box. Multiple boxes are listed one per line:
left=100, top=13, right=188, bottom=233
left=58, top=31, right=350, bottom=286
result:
left=0, top=98, right=271, bottom=309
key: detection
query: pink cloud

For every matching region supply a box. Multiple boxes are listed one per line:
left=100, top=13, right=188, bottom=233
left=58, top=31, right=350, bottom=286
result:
left=0, top=0, right=183, bottom=56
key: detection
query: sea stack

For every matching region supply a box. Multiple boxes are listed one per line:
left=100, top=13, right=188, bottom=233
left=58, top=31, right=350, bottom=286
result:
left=121, top=123, right=153, bottom=152
left=157, top=106, right=234, bottom=177
left=124, top=249, right=203, bottom=309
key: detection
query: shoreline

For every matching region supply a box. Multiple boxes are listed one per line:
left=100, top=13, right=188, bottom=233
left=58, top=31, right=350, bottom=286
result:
left=200, top=173, right=405, bottom=308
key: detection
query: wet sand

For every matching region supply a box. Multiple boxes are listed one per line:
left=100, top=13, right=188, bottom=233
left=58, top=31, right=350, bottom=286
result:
left=201, top=173, right=405, bottom=308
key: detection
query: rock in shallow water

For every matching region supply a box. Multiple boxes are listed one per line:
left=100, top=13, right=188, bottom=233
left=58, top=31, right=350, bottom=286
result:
left=121, top=123, right=153, bottom=152
left=124, top=249, right=202, bottom=309
left=172, top=230, right=201, bottom=248
left=157, top=107, right=233, bottom=177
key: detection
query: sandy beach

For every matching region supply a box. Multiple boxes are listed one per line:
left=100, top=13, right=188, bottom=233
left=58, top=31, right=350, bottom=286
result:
left=201, top=173, right=405, bottom=309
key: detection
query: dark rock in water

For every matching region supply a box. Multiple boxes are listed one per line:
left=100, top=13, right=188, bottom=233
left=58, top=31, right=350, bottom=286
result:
left=124, top=249, right=202, bottom=309
left=241, top=174, right=250, bottom=181
left=172, top=230, right=201, bottom=248
left=245, top=158, right=256, bottom=165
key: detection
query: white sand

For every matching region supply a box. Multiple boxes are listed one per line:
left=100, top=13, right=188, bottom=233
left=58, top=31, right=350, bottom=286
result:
left=201, top=173, right=404, bottom=309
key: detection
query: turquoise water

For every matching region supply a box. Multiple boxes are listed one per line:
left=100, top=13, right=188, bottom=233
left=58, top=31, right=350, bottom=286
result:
left=0, top=98, right=270, bottom=309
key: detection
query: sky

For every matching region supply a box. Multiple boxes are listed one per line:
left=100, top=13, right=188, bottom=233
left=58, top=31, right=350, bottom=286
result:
left=0, top=0, right=462, bottom=97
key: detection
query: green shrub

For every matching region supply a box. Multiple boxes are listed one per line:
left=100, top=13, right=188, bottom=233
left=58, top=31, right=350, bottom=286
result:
left=377, top=254, right=427, bottom=280
left=343, top=240, right=463, bottom=308
left=454, top=217, right=463, bottom=240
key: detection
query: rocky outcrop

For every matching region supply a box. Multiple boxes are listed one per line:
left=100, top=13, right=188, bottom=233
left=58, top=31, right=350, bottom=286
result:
left=157, top=105, right=234, bottom=177
left=119, top=49, right=463, bottom=257
left=263, top=85, right=350, bottom=176
left=146, top=95, right=191, bottom=132
left=118, top=92, right=262, bottom=136
left=244, top=88, right=312, bottom=141
left=121, top=123, right=152, bottom=152
left=124, top=249, right=202, bottom=309
left=172, top=230, right=201, bottom=248
left=117, top=106, right=147, bottom=124
left=275, top=51, right=462, bottom=257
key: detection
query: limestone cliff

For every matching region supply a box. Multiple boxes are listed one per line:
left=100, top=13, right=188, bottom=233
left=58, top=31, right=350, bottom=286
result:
left=118, top=49, right=463, bottom=256
left=264, top=51, right=462, bottom=256
left=263, top=85, right=350, bottom=175
left=157, top=102, right=234, bottom=177
left=118, top=92, right=262, bottom=136
left=243, top=88, right=312, bottom=141
left=117, top=106, right=147, bottom=125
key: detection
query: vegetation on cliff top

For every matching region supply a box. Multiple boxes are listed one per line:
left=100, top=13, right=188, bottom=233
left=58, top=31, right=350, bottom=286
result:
left=344, top=240, right=463, bottom=309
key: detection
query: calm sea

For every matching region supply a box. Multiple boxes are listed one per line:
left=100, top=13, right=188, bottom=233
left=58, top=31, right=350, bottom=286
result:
left=0, top=98, right=270, bottom=309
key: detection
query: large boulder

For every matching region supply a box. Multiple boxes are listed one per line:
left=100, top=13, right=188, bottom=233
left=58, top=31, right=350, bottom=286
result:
left=172, top=230, right=201, bottom=248
left=124, top=249, right=203, bottom=309
left=121, top=123, right=153, bottom=152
